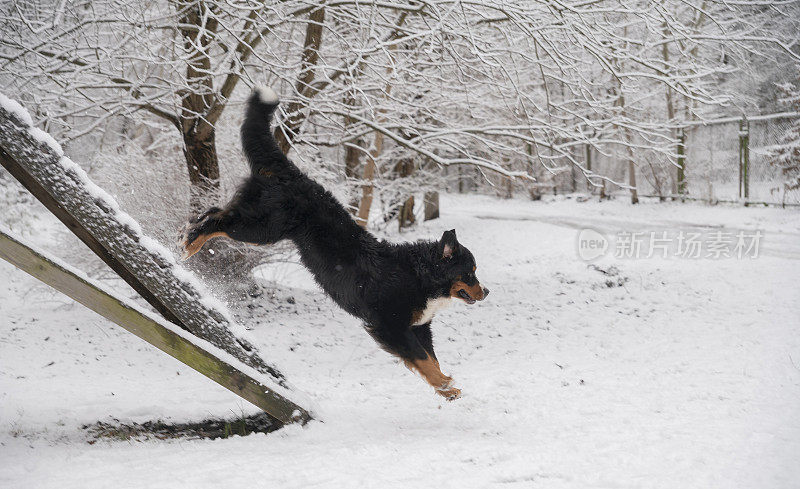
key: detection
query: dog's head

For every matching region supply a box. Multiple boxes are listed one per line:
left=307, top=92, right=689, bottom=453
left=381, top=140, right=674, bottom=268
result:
left=437, top=229, right=489, bottom=304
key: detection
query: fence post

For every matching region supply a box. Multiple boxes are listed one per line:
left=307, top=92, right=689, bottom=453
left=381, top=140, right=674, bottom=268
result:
left=585, top=143, right=592, bottom=194
left=676, top=126, right=686, bottom=199
left=738, top=116, right=750, bottom=203
left=585, top=143, right=592, bottom=172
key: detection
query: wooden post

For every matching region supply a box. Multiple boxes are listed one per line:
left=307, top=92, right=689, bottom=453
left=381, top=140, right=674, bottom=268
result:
left=527, top=142, right=541, bottom=200
left=0, top=229, right=310, bottom=425
left=585, top=144, right=592, bottom=194
left=423, top=191, right=439, bottom=221
left=585, top=144, right=592, bottom=172
left=570, top=150, right=577, bottom=193
left=398, top=195, right=415, bottom=230
left=676, top=126, right=686, bottom=198
left=738, top=116, right=750, bottom=203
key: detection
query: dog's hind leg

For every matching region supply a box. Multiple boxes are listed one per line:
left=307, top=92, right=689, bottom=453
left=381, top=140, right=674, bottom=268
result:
left=368, top=324, right=460, bottom=400
left=180, top=200, right=287, bottom=260
left=179, top=207, right=233, bottom=260
left=408, top=323, right=459, bottom=398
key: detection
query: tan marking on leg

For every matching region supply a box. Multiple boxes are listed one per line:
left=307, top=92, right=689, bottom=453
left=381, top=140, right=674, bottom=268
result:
left=181, top=231, right=230, bottom=260
left=403, top=355, right=461, bottom=400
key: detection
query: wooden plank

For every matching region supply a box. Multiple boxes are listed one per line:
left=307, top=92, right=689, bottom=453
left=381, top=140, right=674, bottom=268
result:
left=0, top=229, right=310, bottom=425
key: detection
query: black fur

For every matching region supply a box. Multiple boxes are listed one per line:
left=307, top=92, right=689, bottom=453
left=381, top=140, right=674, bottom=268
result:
left=182, top=89, right=488, bottom=394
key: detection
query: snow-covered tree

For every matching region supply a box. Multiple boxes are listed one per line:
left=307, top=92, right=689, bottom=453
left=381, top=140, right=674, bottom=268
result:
left=771, top=70, right=800, bottom=191
left=1, top=0, right=797, bottom=283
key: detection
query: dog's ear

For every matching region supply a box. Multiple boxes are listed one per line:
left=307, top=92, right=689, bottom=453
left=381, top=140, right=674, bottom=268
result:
left=440, top=229, right=459, bottom=259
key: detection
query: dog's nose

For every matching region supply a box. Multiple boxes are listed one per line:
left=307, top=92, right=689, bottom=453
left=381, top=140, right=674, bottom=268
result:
left=482, top=287, right=490, bottom=298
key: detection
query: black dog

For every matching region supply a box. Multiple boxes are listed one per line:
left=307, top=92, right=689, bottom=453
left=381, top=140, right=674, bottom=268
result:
left=180, top=87, right=489, bottom=400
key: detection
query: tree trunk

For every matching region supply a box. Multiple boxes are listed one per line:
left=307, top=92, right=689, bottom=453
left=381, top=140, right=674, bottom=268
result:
left=274, top=7, right=326, bottom=154
left=272, top=12, right=407, bottom=154
left=661, top=22, right=679, bottom=196
left=611, top=76, right=638, bottom=203
left=182, top=129, right=220, bottom=211
left=177, top=2, right=221, bottom=210
left=628, top=152, right=639, bottom=204
left=504, top=176, right=514, bottom=198
left=611, top=25, right=639, bottom=205
left=621, top=122, right=639, bottom=204
left=343, top=90, right=363, bottom=215
left=355, top=43, right=396, bottom=227
left=570, top=165, right=576, bottom=193
left=396, top=159, right=416, bottom=230
left=344, top=141, right=362, bottom=214
left=424, top=191, right=440, bottom=220
left=527, top=142, right=541, bottom=200
left=344, top=136, right=362, bottom=179
left=355, top=134, right=382, bottom=227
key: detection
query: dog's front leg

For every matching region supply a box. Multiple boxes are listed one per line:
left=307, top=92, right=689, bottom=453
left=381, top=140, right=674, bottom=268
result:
left=367, top=324, right=461, bottom=400
left=406, top=323, right=460, bottom=399
left=403, top=327, right=460, bottom=400
left=403, top=355, right=461, bottom=401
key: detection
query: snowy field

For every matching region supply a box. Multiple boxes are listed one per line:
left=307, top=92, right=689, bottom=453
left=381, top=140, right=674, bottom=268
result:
left=1, top=194, right=799, bottom=488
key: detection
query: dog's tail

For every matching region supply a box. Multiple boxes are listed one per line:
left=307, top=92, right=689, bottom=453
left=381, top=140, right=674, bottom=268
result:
left=241, top=86, right=297, bottom=175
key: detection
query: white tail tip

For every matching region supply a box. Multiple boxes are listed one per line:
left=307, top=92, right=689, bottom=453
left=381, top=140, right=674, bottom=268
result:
left=255, top=85, right=278, bottom=104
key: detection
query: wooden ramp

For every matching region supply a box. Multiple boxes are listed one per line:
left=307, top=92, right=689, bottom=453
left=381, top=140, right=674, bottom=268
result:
left=0, top=93, right=311, bottom=426
left=0, top=228, right=308, bottom=424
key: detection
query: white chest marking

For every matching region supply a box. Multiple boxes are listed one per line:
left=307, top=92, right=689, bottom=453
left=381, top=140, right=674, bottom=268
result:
left=413, top=297, right=453, bottom=326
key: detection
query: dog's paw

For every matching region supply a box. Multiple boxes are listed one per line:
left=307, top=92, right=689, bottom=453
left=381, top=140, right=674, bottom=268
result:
left=177, top=209, right=217, bottom=260
left=436, top=385, right=462, bottom=401
left=178, top=225, right=205, bottom=260
left=435, top=378, right=461, bottom=401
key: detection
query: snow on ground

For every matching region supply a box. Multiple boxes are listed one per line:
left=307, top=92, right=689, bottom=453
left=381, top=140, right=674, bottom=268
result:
left=1, top=194, right=799, bottom=488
